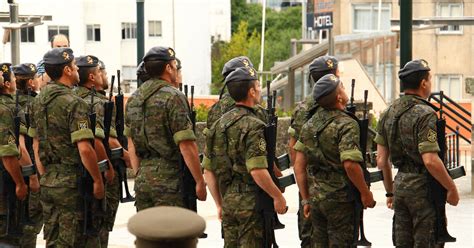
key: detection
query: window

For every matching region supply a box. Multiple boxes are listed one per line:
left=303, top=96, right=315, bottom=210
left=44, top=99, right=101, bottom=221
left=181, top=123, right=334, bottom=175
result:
left=352, top=4, right=391, bottom=32
left=48, top=26, right=69, bottom=41
left=20, top=26, right=35, bottom=43
left=436, top=75, right=462, bottom=100
left=86, top=24, right=101, bottom=41
left=122, top=66, right=137, bottom=82
left=438, top=3, right=463, bottom=34
left=149, top=21, right=162, bottom=37
left=121, top=23, right=137, bottom=39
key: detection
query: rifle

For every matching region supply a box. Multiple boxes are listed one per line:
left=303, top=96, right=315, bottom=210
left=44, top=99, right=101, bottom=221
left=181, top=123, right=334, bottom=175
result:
left=346, top=79, right=356, bottom=114
left=79, top=86, right=108, bottom=236
left=352, top=90, right=372, bottom=246
left=259, top=80, right=286, bottom=248
left=429, top=91, right=464, bottom=244
left=114, top=70, right=134, bottom=203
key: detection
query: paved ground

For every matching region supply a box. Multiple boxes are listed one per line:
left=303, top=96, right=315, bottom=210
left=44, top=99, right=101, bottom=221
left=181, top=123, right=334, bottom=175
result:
left=34, top=168, right=474, bottom=247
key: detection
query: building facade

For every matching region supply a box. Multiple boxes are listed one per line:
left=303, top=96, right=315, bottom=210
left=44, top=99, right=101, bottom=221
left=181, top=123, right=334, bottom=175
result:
left=0, top=0, right=232, bottom=95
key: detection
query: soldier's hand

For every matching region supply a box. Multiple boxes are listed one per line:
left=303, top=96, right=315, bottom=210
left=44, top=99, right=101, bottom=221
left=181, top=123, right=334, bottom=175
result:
left=196, top=180, right=207, bottom=201
left=93, top=181, right=105, bottom=199
left=105, top=167, right=115, bottom=184
left=29, top=175, right=40, bottom=193
left=361, top=191, right=376, bottom=209
left=217, top=206, right=222, bottom=222
left=386, top=196, right=393, bottom=210
left=273, top=164, right=283, bottom=177
left=447, top=188, right=459, bottom=206
left=274, top=195, right=288, bottom=214
left=16, top=183, right=28, bottom=201
left=303, top=204, right=311, bottom=219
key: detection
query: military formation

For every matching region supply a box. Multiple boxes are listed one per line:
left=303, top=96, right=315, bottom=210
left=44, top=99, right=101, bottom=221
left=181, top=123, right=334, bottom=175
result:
left=0, top=31, right=462, bottom=248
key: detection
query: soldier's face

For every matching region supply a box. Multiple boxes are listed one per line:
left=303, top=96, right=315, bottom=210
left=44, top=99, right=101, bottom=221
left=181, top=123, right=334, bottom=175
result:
left=421, top=72, right=433, bottom=98
left=30, top=76, right=39, bottom=92
left=6, top=72, right=16, bottom=93
left=100, top=69, right=109, bottom=90
left=167, top=60, right=178, bottom=86
left=338, top=83, right=349, bottom=106
left=68, top=60, right=80, bottom=85
left=91, top=67, right=103, bottom=89
left=252, top=80, right=262, bottom=104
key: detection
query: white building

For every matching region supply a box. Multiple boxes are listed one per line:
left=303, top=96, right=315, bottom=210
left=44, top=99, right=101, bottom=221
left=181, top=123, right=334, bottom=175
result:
left=0, top=0, right=231, bottom=95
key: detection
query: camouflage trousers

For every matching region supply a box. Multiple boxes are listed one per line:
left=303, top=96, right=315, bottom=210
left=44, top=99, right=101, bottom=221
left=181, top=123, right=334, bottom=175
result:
left=310, top=200, right=354, bottom=248
left=21, top=190, right=43, bottom=248
left=298, top=194, right=312, bottom=248
left=393, top=194, right=436, bottom=248
left=41, top=186, right=101, bottom=248
left=0, top=193, right=20, bottom=247
left=99, top=174, right=120, bottom=248
left=222, top=191, right=263, bottom=248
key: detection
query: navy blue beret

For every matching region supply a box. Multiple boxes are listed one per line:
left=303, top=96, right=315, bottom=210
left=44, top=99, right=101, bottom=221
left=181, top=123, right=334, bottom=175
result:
left=225, top=66, right=258, bottom=84
left=313, top=74, right=340, bottom=102
left=13, top=63, right=36, bottom=76
left=143, top=46, right=176, bottom=62
left=309, top=56, right=338, bottom=73
left=222, top=56, right=254, bottom=78
left=398, top=59, right=430, bottom=79
left=76, top=55, right=100, bottom=68
left=43, top=48, right=74, bottom=65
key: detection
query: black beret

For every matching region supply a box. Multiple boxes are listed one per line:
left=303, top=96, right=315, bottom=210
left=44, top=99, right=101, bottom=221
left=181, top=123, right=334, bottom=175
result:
left=309, top=56, right=338, bottom=73
left=225, top=66, right=258, bottom=84
left=313, top=74, right=340, bottom=102
left=398, top=59, right=430, bottom=79
left=98, top=60, right=106, bottom=70
left=12, top=63, right=37, bottom=76
left=43, top=47, right=74, bottom=65
left=137, top=61, right=150, bottom=82
left=76, top=55, right=100, bottom=68
left=222, top=56, right=254, bottom=78
left=143, top=46, right=176, bottom=62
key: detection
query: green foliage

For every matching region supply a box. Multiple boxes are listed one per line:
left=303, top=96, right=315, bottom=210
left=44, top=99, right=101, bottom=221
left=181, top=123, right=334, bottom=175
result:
left=211, top=2, right=302, bottom=92
left=195, top=103, right=209, bottom=122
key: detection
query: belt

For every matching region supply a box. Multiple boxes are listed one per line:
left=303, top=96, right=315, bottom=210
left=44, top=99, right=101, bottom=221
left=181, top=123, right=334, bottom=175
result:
left=45, top=163, right=78, bottom=174
left=227, top=182, right=257, bottom=193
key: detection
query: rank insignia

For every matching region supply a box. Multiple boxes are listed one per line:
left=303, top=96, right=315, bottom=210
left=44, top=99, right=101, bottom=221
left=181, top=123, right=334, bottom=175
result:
left=7, top=135, right=15, bottom=145
left=258, top=138, right=266, bottom=151
left=427, top=129, right=437, bottom=143
left=78, top=120, right=88, bottom=130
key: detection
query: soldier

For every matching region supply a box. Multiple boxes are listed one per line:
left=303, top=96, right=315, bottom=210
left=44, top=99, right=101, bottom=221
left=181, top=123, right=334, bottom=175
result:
left=375, top=59, right=459, bottom=247
left=12, top=63, right=43, bottom=248
left=176, top=58, right=183, bottom=85
left=28, top=48, right=104, bottom=247
left=0, top=64, right=29, bottom=246
left=125, top=46, right=206, bottom=211
left=293, top=74, right=375, bottom=247
left=288, top=55, right=339, bottom=248
left=75, top=55, right=131, bottom=247
left=128, top=206, right=206, bottom=248
left=204, top=67, right=287, bottom=247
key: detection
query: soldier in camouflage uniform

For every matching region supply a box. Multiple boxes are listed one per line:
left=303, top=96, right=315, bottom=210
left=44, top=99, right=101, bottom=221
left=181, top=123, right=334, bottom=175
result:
left=293, top=74, right=375, bottom=247
left=76, top=55, right=132, bottom=247
left=288, top=55, right=339, bottom=248
left=203, top=67, right=287, bottom=247
left=28, top=48, right=105, bottom=247
left=0, top=64, right=29, bottom=246
left=12, top=63, right=43, bottom=248
left=375, top=59, right=459, bottom=247
left=125, top=46, right=206, bottom=211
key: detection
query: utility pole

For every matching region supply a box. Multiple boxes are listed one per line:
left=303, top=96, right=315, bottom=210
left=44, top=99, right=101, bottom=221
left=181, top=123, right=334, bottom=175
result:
left=399, top=0, right=412, bottom=91
left=136, top=0, right=145, bottom=87
left=9, top=0, right=20, bottom=65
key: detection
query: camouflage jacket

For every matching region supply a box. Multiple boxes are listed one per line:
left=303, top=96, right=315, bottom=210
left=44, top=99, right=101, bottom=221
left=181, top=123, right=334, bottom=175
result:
left=17, top=92, right=36, bottom=135
left=375, top=94, right=440, bottom=197
left=125, top=79, right=196, bottom=162
left=74, top=86, right=117, bottom=139
left=29, top=81, right=94, bottom=188
left=0, top=96, right=20, bottom=159
left=204, top=105, right=268, bottom=210
left=289, top=94, right=318, bottom=140
left=294, top=106, right=363, bottom=202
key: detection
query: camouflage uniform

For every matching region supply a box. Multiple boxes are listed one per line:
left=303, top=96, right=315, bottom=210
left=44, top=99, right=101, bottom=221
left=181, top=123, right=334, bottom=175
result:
left=374, top=94, right=439, bottom=247
left=125, top=79, right=196, bottom=211
left=288, top=94, right=318, bottom=248
left=204, top=105, right=268, bottom=248
left=0, top=95, right=22, bottom=246
left=74, top=86, right=120, bottom=247
left=18, top=92, right=43, bottom=248
left=294, top=106, right=363, bottom=247
left=29, top=81, right=100, bottom=247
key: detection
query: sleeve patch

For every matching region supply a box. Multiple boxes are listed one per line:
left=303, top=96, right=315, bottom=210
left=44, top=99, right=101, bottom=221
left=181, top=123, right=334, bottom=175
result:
left=427, top=129, right=437, bottom=143
left=258, top=138, right=266, bottom=152
left=78, top=120, right=89, bottom=130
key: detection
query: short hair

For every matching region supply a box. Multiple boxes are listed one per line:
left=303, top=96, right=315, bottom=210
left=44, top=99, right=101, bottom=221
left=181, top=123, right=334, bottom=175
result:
left=2, top=71, right=13, bottom=83
left=317, top=85, right=339, bottom=109
left=50, top=34, right=70, bottom=48
left=227, top=80, right=255, bottom=102
left=400, top=71, right=430, bottom=90
left=44, top=62, right=72, bottom=81
left=311, top=68, right=337, bottom=84
left=16, top=77, right=31, bottom=93
left=144, top=60, right=169, bottom=78
left=78, top=66, right=97, bottom=85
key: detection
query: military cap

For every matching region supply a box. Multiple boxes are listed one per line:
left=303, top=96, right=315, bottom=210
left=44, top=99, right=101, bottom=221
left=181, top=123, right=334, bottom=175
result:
left=309, top=55, right=338, bottom=73
left=398, top=59, right=430, bottom=79
left=143, top=46, right=176, bottom=62
left=76, top=55, right=100, bottom=68
left=313, top=74, right=340, bottom=102
left=12, top=63, right=37, bottom=76
left=137, top=61, right=150, bottom=82
left=222, top=56, right=254, bottom=78
left=98, top=60, right=106, bottom=70
left=224, top=66, right=258, bottom=85
left=128, top=206, right=206, bottom=248
left=43, top=47, right=74, bottom=65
